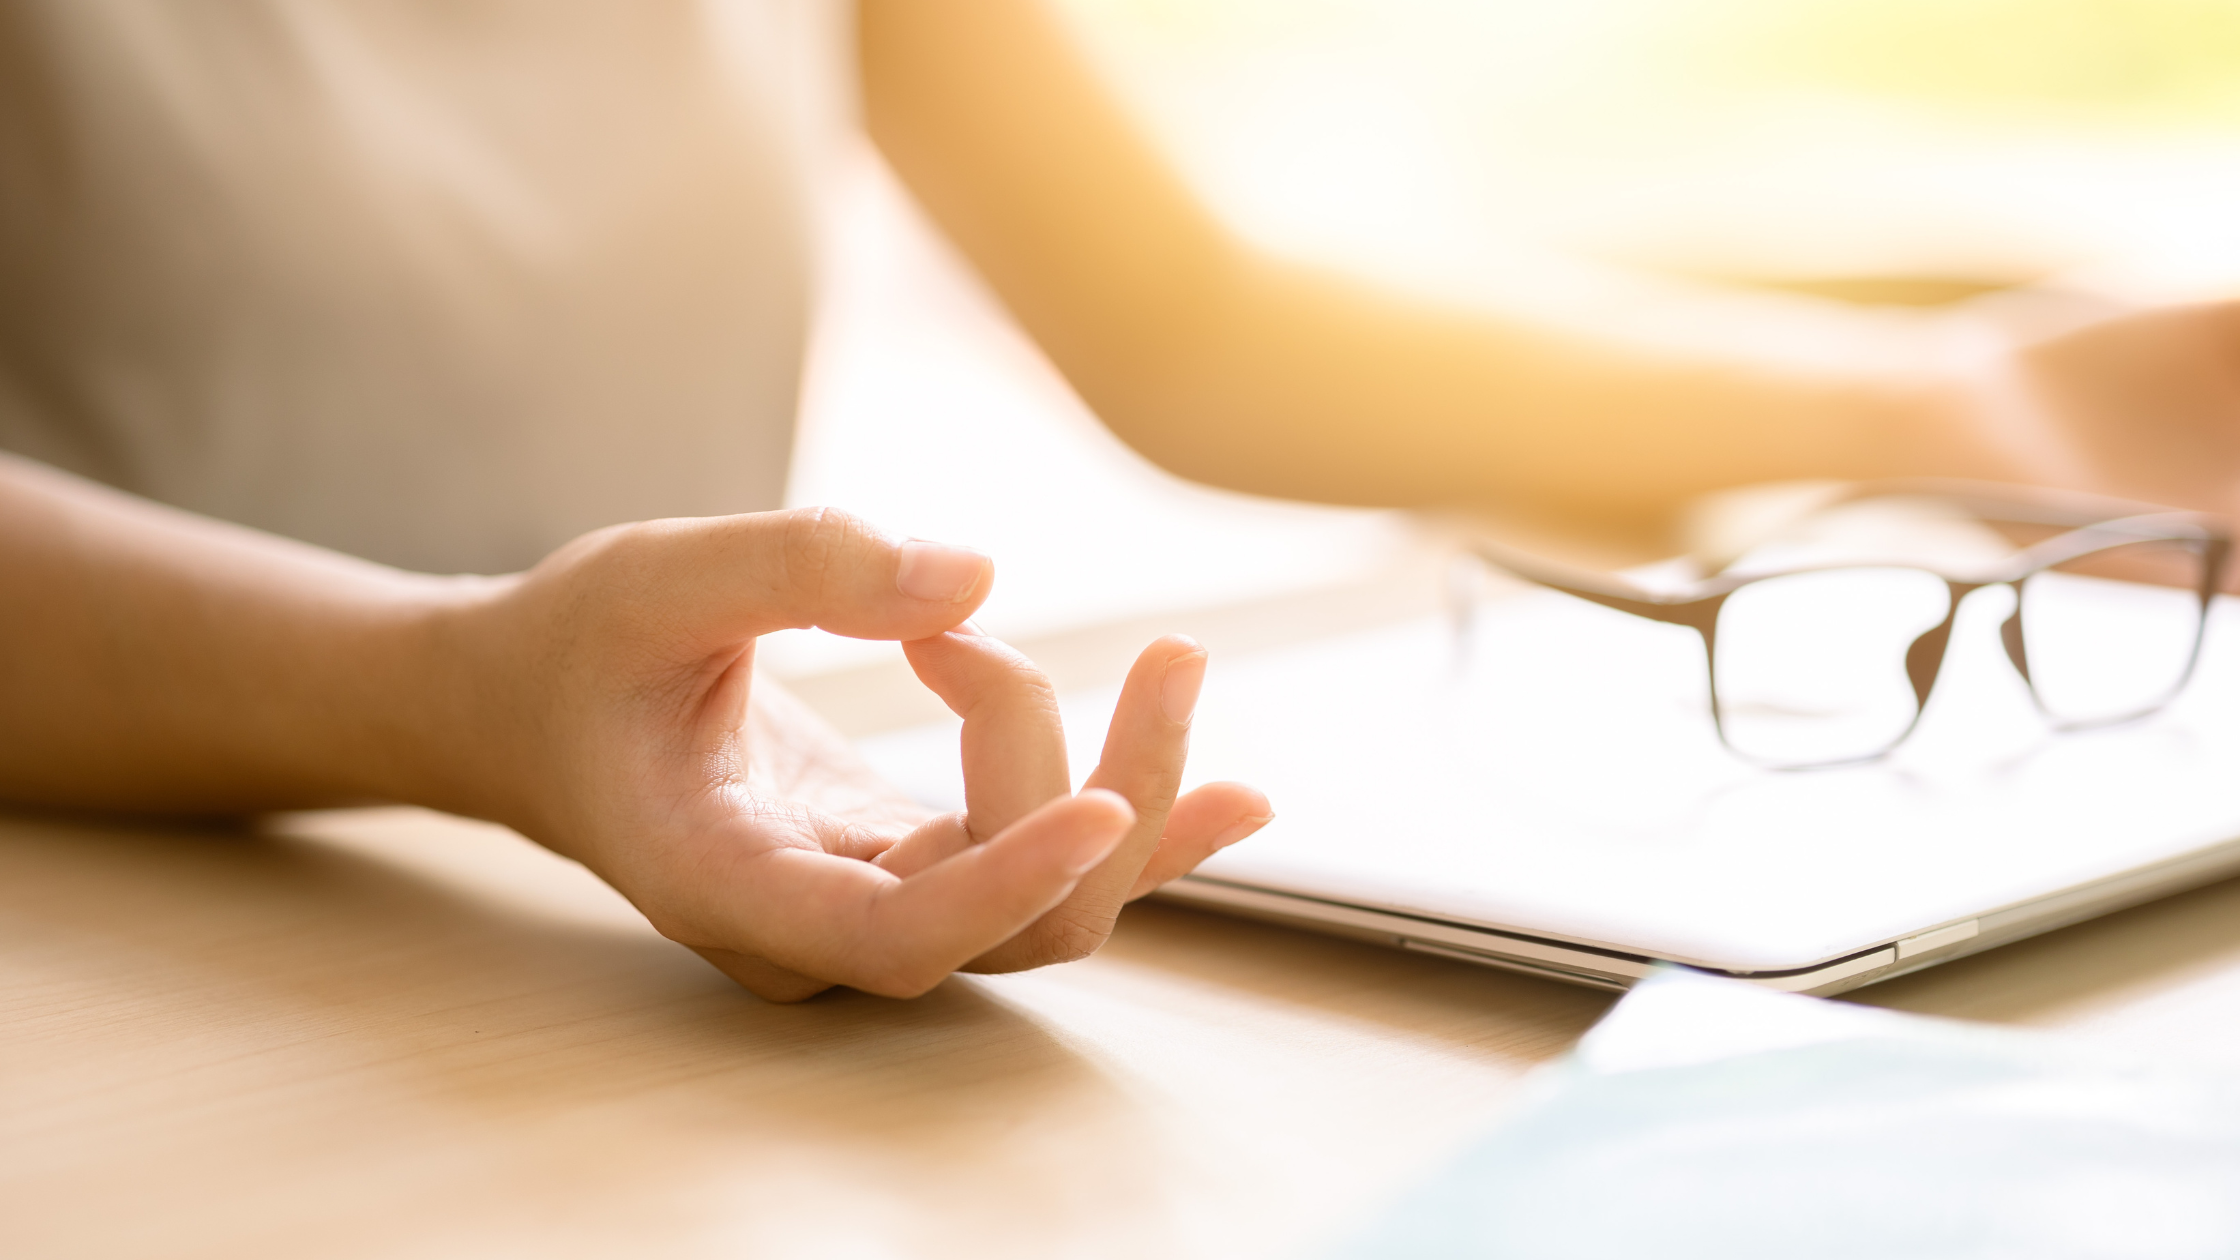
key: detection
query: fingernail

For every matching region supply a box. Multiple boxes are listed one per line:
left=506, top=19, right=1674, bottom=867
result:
left=1214, top=813, right=1274, bottom=849
left=951, top=620, right=986, bottom=637
left=1160, top=651, right=1207, bottom=725
left=896, top=540, right=988, bottom=603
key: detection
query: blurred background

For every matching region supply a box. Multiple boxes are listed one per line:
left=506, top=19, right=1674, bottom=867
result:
left=1059, top=0, right=2240, bottom=302
left=768, top=0, right=2240, bottom=731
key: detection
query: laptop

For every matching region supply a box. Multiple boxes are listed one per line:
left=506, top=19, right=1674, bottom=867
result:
left=857, top=583, right=2240, bottom=997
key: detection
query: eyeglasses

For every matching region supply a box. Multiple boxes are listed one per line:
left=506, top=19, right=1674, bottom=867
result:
left=1468, top=481, right=2232, bottom=770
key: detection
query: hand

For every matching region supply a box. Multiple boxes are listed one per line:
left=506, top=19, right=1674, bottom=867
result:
left=432, top=508, right=1272, bottom=1001
left=1993, top=299, right=2240, bottom=523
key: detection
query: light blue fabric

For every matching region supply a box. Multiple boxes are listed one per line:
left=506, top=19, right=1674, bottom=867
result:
left=1332, top=968, right=2240, bottom=1260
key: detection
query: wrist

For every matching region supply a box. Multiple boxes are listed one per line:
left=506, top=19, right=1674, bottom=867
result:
left=344, top=571, right=538, bottom=828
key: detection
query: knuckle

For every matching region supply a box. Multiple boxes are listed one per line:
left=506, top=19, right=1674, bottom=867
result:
left=951, top=642, right=1063, bottom=725
left=591, top=517, right=684, bottom=569
left=1036, top=908, right=1114, bottom=966
left=1132, top=762, right=1187, bottom=805
left=777, top=507, right=872, bottom=599
left=547, top=521, right=704, bottom=646
left=539, top=520, right=653, bottom=602
left=985, top=646, right=1059, bottom=703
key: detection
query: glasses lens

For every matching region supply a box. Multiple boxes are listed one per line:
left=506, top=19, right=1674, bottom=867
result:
left=2015, top=538, right=2207, bottom=726
left=1712, top=567, right=1953, bottom=766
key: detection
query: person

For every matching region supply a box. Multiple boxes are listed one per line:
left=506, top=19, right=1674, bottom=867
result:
left=2, top=0, right=2236, bottom=1000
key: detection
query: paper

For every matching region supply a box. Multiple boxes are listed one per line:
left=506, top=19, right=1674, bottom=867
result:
left=1331, top=968, right=2240, bottom=1259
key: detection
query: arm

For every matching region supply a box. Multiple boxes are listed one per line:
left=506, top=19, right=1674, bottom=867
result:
left=861, top=0, right=2240, bottom=530
left=0, top=454, right=1269, bottom=998
left=0, top=453, right=465, bottom=813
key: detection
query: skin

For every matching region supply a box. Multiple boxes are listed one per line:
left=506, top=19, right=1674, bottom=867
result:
left=0, top=454, right=1270, bottom=1000
left=5, top=1, right=2239, bottom=1000
left=863, top=0, right=2240, bottom=536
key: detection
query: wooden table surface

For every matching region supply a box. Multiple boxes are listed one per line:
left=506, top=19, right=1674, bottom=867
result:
left=8, top=791, right=2240, bottom=1259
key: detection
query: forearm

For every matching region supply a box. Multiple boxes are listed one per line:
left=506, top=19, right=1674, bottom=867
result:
left=0, top=457, right=1266, bottom=998
left=0, top=454, right=490, bottom=814
left=864, top=0, right=2012, bottom=529
left=1090, top=258, right=2004, bottom=524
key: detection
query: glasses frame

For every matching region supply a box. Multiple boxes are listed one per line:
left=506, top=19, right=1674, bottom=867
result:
left=1470, top=480, right=2233, bottom=770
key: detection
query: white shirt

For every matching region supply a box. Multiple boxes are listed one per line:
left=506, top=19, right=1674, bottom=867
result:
left=0, top=0, right=850, bottom=574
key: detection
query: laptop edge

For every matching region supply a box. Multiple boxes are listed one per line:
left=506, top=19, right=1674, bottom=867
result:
left=1159, top=832, right=2240, bottom=996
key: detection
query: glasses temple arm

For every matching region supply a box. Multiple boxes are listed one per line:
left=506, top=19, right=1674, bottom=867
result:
left=1469, top=542, right=1716, bottom=627
left=1999, top=514, right=2233, bottom=581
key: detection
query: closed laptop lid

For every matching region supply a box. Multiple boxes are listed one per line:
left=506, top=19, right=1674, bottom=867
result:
left=864, top=586, right=2240, bottom=974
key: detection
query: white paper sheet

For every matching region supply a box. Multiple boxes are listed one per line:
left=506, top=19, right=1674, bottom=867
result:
left=1332, top=968, right=2240, bottom=1259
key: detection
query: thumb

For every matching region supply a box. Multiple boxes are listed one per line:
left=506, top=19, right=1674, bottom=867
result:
left=614, top=507, right=993, bottom=647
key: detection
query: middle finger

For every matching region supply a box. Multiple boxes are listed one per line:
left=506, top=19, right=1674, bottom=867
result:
left=901, top=624, right=1073, bottom=840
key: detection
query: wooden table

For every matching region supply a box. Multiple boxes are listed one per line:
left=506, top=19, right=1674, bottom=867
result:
left=9, top=790, right=2240, bottom=1259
